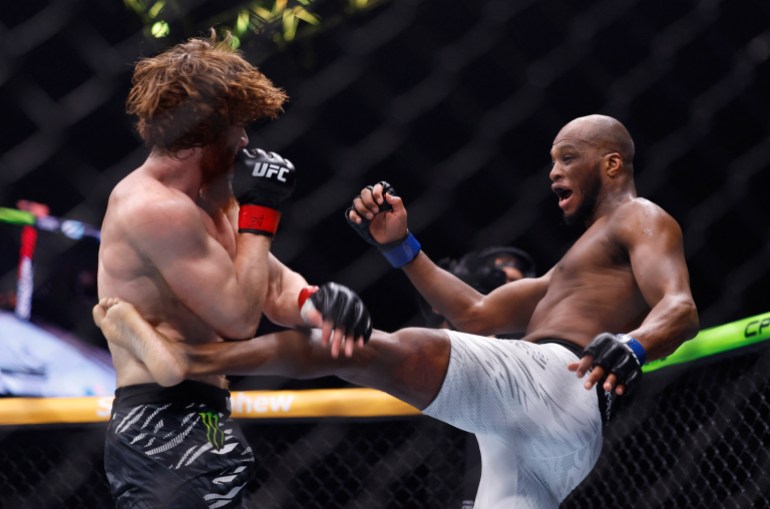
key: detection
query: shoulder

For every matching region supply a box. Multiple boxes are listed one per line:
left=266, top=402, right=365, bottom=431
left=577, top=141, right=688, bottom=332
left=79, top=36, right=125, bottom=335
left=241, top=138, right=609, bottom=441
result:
left=611, top=198, right=679, bottom=228
left=108, top=176, right=201, bottom=244
left=610, top=198, right=683, bottom=246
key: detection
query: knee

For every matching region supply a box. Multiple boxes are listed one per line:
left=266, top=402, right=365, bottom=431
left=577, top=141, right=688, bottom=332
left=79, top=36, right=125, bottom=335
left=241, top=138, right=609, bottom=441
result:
left=366, top=327, right=424, bottom=347
left=379, top=327, right=451, bottom=364
left=390, top=327, right=447, bottom=344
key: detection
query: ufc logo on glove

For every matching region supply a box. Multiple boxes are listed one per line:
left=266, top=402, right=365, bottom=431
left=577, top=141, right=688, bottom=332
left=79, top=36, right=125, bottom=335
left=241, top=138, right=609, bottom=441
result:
left=250, top=163, right=290, bottom=182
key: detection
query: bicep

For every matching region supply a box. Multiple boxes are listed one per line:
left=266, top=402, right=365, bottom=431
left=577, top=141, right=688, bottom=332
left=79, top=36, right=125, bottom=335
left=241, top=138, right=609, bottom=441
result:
left=134, top=207, right=256, bottom=334
left=156, top=232, right=240, bottom=307
left=625, top=214, right=691, bottom=307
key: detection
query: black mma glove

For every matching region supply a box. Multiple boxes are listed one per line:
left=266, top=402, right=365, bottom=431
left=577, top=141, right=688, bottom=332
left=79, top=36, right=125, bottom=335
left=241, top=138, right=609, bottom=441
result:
left=236, top=148, right=296, bottom=236
left=298, top=282, right=373, bottom=342
left=345, top=181, right=421, bottom=268
left=582, top=333, right=647, bottom=394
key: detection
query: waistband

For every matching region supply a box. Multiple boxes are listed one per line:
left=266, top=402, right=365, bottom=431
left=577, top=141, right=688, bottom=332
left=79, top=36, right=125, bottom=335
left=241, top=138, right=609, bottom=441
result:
left=113, top=380, right=231, bottom=415
left=534, top=338, right=583, bottom=358
left=534, top=338, right=613, bottom=426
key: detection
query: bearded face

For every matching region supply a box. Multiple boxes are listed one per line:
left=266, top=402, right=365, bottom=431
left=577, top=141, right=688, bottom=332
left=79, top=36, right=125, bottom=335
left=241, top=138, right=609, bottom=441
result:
left=562, top=161, right=602, bottom=226
left=199, top=134, right=239, bottom=187
left=198, top=126, right=247, bottom=214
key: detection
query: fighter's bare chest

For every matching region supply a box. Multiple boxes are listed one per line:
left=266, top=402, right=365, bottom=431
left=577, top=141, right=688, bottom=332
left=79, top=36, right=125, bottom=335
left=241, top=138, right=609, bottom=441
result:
left=555, top=223, right=626, bottom=277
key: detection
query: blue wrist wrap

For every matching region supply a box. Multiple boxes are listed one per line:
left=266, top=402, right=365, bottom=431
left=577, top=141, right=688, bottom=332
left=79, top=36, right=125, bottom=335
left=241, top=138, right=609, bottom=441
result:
left=381, top=233, right=421, bottom=268
left=620, top=334, right=647, bottom=365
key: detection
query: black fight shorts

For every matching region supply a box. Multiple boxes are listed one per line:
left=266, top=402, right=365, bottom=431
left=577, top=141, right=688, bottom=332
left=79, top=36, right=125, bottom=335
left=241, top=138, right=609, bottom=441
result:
left=105, top=381, right=255, bottom=509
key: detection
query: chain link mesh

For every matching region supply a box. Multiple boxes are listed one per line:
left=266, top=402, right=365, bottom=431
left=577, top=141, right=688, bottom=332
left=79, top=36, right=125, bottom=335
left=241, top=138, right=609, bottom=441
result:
left=565, top=343, right=770, bottom=508
left=1, top=0, right=768, bottom=335
left=1, top=0, right=769, bottom=507
left=2, top=343, right=770, bottom=508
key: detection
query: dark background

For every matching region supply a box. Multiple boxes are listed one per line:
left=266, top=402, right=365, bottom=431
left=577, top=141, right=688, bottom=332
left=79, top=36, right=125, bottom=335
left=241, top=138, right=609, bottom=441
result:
left=1, top=0, right=768, bottom=351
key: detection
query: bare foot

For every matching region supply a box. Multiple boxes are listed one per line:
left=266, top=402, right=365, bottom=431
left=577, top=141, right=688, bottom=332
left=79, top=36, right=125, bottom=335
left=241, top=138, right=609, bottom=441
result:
left=94, top=297, right=187, bottom=387
left=92, top=297, right=120, bottom=330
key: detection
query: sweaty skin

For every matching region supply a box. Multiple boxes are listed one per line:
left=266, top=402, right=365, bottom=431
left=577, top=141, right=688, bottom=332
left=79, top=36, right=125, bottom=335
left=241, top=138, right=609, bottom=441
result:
left=93, top=299, right=449, bottom=410
left=94, top=114, right=699, bottom=509
left=348, top=114, right=699, bottom=395
left=96, top=114, right=698, bottom=401
left=97, top=32, right=373, bottom=509
left=97, top=126, right=315, bottom=390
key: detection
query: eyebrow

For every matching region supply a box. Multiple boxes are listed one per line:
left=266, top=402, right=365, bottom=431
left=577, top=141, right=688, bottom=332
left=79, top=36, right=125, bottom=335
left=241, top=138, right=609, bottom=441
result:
left=551, top=143, right=577, bottom=155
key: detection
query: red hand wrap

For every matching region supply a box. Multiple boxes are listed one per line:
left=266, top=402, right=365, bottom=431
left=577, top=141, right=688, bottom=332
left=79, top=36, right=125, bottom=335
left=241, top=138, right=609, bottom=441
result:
left=238, top=204, right=281, bottom=236
left=298, top=285, right=320, bottom=310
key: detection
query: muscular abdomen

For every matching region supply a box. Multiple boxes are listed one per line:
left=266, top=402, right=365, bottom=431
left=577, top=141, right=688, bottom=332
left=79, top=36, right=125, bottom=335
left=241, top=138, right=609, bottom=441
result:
left=525, top=224, right=649, bottom=348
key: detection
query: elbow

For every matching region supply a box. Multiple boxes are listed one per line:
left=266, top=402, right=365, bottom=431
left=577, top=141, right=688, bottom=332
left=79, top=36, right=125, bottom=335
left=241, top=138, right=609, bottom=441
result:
left=679, top=298, right=700, bottom=341
left=686, top=300, right=700, bottom=340
left=686, top=314, right=700, bottom=341
left=655, top=297, right=699, bottom=359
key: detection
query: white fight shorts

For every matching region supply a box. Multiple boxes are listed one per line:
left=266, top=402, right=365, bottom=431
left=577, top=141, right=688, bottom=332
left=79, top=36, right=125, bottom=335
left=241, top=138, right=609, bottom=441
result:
left=422, top=331, right=603, bottom=509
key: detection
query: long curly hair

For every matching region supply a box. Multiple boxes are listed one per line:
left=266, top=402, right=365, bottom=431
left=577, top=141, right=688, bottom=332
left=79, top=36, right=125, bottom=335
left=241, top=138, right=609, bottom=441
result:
left=126, top=30, right=287, bottom=153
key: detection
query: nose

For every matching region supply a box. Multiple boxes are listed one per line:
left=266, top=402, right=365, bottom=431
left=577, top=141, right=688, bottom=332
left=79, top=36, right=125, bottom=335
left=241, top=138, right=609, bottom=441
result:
left=549, top=163, right=562, bottom=183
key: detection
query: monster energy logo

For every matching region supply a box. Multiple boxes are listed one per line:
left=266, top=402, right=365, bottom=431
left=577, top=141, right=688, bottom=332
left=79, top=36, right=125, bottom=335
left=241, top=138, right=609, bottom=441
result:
left=199, top=411, right=225, bottom=449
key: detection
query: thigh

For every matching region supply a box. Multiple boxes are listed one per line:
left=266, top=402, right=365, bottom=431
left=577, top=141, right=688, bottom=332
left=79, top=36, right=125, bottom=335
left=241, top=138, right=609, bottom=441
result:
left=106, top=432, right=199, bottom=509
left=422, top=333, right=599, bottom=438
left=423, top=336, right=603, bottom=506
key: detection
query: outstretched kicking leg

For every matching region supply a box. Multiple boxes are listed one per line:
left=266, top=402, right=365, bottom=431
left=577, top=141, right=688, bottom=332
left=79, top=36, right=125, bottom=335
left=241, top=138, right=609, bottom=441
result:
left=93, top=298, right=451, bottom=409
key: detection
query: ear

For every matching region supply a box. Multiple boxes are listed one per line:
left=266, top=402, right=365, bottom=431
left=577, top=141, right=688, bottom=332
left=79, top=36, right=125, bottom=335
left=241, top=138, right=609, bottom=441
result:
left=604, top=152, right=622, bottom=177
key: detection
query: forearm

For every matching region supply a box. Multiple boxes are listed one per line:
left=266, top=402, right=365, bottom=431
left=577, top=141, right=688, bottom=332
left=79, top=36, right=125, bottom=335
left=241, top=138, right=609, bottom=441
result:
left=229, top=233, right=272, bottom=334
left=628, top=294, right=699, bottom=361
left=261, top=257, right=310, bottom=328
left=227, top=146, right=297, bottom=334
left=402, top=252, right=485, bottom=328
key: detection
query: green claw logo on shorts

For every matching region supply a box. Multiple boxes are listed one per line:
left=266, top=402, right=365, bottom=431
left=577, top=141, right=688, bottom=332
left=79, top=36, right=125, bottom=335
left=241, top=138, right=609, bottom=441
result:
left=199, top=411, right=225, bottom=449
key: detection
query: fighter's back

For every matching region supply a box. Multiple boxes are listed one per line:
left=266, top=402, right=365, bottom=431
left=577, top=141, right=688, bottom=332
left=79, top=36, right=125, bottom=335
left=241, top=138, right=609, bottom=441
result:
left=98, top=168, right=228, bottom=388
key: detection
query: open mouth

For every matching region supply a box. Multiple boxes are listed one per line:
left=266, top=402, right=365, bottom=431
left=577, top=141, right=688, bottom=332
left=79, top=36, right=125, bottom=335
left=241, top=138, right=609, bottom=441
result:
left=553, top=186, right=573, bottom=204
